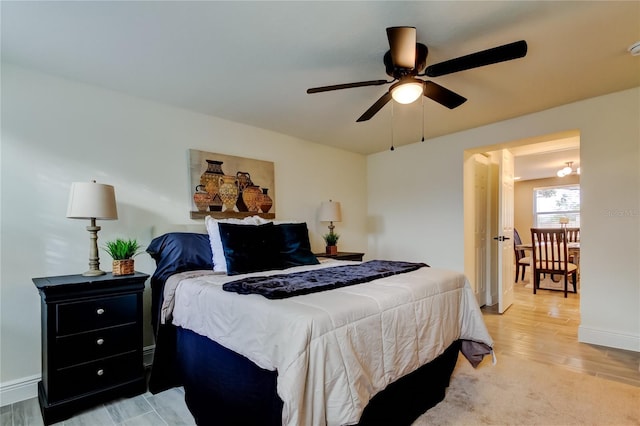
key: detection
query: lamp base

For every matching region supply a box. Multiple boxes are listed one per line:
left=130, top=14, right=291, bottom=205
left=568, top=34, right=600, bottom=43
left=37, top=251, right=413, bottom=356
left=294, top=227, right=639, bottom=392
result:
left=82, top=269, right=106, bottom=277
left=83, top=222, right=105, bottom=277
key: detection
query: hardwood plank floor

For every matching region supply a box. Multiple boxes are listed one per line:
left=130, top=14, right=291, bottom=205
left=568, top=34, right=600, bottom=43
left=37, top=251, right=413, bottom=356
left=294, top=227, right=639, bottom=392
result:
left=482, top=272, right=640, bottom=387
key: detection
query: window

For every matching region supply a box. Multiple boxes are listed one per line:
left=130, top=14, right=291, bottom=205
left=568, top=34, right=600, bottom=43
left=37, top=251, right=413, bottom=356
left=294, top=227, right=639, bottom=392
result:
left=533, top=185, right=580, bottom=227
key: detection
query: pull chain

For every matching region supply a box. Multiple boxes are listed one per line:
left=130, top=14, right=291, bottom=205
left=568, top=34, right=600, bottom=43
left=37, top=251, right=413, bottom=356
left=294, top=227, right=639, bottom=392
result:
left=421, top=95, right=425, bottom=142
left=390, top=101, right=395, bottom=151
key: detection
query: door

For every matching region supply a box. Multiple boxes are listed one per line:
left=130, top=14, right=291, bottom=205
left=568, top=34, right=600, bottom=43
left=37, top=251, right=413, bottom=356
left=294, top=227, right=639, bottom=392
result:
left=497, top=149, right=515, bottom=313
left=473, top=155, right=489, bottom=306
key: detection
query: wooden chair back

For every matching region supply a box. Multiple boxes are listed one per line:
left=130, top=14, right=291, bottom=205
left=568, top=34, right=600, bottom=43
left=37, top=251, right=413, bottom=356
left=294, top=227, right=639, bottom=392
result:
left=513, top=228, right=530, bottom=282
left=531, top=228, right=569, bottom=269
left=565, top=227, right=580, bottom=242
left=530, top=228, right=577, bottom=297
left=513, top=228, right=525, bottom=259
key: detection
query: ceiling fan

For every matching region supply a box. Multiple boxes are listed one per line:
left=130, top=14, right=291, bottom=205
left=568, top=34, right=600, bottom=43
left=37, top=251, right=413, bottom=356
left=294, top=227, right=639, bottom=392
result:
left=307, top=27, right=528, bottom=122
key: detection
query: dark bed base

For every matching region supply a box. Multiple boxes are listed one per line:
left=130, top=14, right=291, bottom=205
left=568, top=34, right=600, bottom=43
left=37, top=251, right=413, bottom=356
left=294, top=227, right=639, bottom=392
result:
left=174, top=326, right=461, bottom=426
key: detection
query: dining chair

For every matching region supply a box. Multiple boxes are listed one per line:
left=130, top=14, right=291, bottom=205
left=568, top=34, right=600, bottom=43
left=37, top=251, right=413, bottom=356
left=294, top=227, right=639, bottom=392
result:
left=513, top=228, right=530, bottom=283
left=566, top=227, right=580, bottom=242
left=530, top=228, right=578, bottom=298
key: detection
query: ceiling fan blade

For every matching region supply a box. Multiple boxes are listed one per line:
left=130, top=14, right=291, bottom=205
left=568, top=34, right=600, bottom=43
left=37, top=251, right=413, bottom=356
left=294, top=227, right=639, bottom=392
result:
left=356, top=92, right=392, bottom=122
left=424, top=40, right=527, bottom=77
left=386, top=26, right=416, bottom=69
left=307, top=80, right=389, bottom=94
left=423, top=81, right=466, bottom=109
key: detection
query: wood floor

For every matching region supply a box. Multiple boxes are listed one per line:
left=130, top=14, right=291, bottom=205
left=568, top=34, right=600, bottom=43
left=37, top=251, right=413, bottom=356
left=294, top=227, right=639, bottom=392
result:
left=482, top=272, right=640, bottom=387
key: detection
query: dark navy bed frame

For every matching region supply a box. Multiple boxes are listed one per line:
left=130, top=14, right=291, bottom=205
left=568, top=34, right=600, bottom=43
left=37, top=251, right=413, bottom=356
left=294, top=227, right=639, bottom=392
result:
left=150, top=323, right=460, bottom=426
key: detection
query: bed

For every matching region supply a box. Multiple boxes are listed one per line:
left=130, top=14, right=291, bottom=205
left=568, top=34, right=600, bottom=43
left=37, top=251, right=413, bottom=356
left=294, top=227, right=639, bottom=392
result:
left=147, top=217, right=493, bottom=426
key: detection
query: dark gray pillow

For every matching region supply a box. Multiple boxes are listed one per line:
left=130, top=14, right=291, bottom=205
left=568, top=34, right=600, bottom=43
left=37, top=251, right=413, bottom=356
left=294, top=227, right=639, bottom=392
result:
left=218, top=222, right=283, bottom=275
left=276, top=223, right=319, bottom=268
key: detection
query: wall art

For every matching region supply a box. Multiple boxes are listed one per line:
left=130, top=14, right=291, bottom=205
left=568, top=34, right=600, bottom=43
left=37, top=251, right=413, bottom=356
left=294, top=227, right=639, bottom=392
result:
left=189, top=149, right=275, bottom=220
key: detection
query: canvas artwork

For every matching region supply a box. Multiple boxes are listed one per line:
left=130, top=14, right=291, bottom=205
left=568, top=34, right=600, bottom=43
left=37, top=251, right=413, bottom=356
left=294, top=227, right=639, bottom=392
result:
left=189, top=149, right=275, bottom=219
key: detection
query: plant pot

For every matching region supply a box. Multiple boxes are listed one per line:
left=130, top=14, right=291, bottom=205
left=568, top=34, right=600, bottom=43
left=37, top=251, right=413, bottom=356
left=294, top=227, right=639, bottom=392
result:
left=326, top=245, right=338, bottom=255
left=112, top=259, right=135, bottom=276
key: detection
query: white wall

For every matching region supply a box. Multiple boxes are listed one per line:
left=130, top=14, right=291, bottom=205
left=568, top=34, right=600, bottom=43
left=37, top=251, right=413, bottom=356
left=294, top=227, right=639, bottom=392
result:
left=0, top=64, right=368, bottom=403
left=368, top=87, right=640, bottom=352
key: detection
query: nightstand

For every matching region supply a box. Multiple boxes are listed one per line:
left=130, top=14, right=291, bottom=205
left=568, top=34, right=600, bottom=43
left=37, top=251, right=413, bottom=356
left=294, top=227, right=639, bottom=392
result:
left=32, top=272, right=148, bottom=425
left=314, top=251, right=365, bottom=261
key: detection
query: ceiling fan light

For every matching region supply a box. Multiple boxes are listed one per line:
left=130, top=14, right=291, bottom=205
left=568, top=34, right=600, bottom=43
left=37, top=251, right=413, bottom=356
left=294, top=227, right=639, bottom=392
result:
left=391, top=81, right=424, bottom=104
left=562, top=166, right=572, bottom=175
left=557, top=170, right=566, bottom=177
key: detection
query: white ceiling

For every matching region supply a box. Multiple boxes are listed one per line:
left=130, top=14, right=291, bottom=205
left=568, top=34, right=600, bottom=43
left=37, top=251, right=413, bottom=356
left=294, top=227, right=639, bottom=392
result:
left=513, top=146, right=581, bottom=182
left=2, top=1, right=639, bottom=160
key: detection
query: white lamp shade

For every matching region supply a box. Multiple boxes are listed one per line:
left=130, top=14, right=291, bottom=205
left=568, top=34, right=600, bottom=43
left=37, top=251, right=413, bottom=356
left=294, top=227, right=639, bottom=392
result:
left=391, top=81, right=424, bottom=104
left=319, top=200, right=342, bottom=222
left=67, top=181, right=118, bottom=220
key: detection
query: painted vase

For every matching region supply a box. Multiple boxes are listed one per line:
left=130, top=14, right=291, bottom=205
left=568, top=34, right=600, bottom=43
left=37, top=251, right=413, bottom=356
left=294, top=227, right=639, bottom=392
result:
left=235, top=171, right=253, bottom=212
left=218, top=175, right=239, bottom=212
left=258, top=188, right=273, bottom=213
left=200, top=160, right=225, bottom=198
left=242, top=185, right=262, bottom=212
left=209, top=193, right=223, bottom=212
left=193, top=184, right=213, bottom=212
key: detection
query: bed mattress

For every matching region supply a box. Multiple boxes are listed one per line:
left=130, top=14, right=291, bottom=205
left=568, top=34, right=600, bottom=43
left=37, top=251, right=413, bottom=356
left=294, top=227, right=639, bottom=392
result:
left=161, top=259, right=493, bottom=426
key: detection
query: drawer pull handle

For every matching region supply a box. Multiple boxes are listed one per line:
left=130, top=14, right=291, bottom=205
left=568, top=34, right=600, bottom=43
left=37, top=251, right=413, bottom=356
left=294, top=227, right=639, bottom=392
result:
left=96, top=308, right=105, bottom=315
left=97, top=369, right=104, bottom=376
left=96, top=338, right=104, bottom=345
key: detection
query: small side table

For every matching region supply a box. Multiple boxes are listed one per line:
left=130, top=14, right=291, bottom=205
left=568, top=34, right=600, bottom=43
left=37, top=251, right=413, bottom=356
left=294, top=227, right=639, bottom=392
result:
left=315, top=252, right=365, bottom=262
left=33, top=272, right=148, bottom=425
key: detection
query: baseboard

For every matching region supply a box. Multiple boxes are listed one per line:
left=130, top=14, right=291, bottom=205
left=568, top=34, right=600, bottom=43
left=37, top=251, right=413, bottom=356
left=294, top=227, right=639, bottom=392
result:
left=0, top=345, right=156, bottom=407
left=0, top=374, right=40, bottom=407
left=578, top=325, right=640, bottom=352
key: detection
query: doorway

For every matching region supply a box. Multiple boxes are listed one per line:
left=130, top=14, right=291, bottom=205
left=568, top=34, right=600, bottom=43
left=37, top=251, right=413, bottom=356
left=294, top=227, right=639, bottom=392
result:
left=463, top=130, right=581, bottom=311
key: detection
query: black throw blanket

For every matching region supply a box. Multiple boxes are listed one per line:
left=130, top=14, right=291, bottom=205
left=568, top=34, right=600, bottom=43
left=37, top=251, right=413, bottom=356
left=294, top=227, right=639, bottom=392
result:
left=223, top=260, right=428, bottom=299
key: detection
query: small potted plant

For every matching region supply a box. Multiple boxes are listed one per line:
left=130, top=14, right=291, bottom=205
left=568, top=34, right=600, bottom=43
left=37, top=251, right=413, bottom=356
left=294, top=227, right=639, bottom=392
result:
left=323, top=232, right=340, bottom=256
left=103, top=238, right=142, bottom=276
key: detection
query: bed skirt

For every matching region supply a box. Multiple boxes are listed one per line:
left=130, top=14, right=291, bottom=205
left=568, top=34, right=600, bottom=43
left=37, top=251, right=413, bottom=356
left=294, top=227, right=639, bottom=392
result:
left=173, top=326, right=461, bottom=426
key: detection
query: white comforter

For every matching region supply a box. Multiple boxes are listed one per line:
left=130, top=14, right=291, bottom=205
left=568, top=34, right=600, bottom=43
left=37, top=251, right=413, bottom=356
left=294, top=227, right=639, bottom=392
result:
left=163, top=260, right=493, bottom=426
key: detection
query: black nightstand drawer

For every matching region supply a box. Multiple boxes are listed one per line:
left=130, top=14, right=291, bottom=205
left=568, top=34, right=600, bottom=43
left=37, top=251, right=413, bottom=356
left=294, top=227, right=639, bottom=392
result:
left=55, top=323, right=138, bottom=368
left=52, top=352, right=142, bottom=401
left=56, top=294, right=137, bottom=335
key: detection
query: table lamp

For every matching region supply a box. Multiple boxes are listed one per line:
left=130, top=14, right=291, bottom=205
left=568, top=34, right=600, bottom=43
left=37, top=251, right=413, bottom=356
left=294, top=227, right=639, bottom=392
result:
left=67, top=180, right=118, bottom=276
left=319, top=200, right=342, bottom=235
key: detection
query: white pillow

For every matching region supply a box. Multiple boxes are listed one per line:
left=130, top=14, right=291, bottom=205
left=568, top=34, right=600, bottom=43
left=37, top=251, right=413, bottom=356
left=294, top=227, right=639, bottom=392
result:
left=205, top=215, right=270, bottom=273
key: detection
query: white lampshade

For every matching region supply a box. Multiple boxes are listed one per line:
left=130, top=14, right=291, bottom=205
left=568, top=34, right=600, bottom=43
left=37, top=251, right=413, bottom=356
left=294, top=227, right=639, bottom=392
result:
left=67, top=181, right=118, bottom=220
left=391, top=80, right=424, bottom=104
left=319, top=200, right=342, bottom=223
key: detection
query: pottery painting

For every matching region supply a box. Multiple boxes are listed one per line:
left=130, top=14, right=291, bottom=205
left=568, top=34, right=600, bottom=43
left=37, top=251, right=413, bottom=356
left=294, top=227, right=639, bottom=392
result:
left=189, top=149, right=275, bottom=219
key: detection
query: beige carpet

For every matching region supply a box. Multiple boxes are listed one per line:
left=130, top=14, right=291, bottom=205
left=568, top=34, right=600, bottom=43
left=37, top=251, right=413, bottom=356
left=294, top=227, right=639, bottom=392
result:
left=413, top=353, right=640, bottom=425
